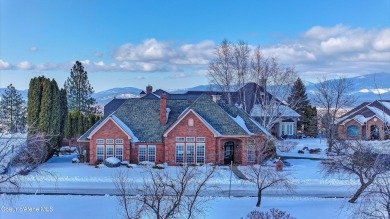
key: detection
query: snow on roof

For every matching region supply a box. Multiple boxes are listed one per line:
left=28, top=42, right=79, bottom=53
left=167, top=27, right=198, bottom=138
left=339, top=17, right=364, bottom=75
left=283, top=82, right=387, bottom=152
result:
left=111, top=115, right=139, bottom=142
left=367, top=106, right=390, bottom=123
left=352, top=115, right=368, bottom=124
left=250, top=104, right=300, bottom=117
left=229, top=115, right=254, bottom=135
left=152, top=93, right=160, bottom=99
left=165, top=108, right=171, bottom=124
left=379, top=101, right=390, bottom=111
left=249, top=118, right=272, bottom=137
left=279, top=105, right=301, bottom=117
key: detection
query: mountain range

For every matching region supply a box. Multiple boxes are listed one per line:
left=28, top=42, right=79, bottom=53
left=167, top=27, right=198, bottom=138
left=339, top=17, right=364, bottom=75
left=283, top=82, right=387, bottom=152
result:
left=1, top=72, right=389, bottom=106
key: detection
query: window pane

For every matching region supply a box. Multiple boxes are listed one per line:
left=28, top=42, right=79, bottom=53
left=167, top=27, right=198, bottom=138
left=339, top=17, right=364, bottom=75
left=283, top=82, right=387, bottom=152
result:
left=96, top=139, right=104, bottom=144
left=186, top=137, right=195, bottom=142
left=196, top=143, right=205, bottom=163
left=196, top=137, right=205, bottom=142
left=139, top=145, right=146, bottom=162
left=248, top=149, right=255, bottom=163
left=106, top=145, right=114, bottom=158
left=176, top=137, right=185, bottom=142
left=106, top=139, right=114, bottom=144
left=115, top=139, right=124, bottom=144
left=176, top=143, right=184, bottom=163
left=186, top=143, right=195, bottom=163
left=115, top=145, right=123, bottom=161
left=96, top=145, right=104, bottom=162
left=148, top=145, right=156, bottom=162
left=347, top=125, right=359, bottom=136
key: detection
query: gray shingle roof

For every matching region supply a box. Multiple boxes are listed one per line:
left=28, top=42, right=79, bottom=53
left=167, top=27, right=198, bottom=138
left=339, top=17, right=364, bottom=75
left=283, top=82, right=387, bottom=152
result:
left=78, top=94, right=269, bottom=143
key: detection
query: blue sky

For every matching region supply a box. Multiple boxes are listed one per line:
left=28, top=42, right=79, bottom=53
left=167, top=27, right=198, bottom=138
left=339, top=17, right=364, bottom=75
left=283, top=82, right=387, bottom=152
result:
left=1, top=0, right=389, bottom=92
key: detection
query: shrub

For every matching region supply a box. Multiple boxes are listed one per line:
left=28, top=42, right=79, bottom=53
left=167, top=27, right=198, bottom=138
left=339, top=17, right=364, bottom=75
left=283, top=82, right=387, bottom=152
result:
left=243, top=208, right=296, bottom=219
left=103, top=157, right=121, bottom=167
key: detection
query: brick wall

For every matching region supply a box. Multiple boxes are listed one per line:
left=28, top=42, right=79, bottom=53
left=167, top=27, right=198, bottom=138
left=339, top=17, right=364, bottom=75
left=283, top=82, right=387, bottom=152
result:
left=130, top=143, right=165, bottom=164
left=164, top=111, right=217, bottom=165
left=89, top=118, right=131, bottom=165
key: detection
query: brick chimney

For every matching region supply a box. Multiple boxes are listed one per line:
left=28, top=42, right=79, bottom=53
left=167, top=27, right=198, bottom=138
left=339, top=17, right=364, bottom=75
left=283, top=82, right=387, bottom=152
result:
left=146, top=85, right=153, bottom=94
left=160, top=93, right=167, bottom=124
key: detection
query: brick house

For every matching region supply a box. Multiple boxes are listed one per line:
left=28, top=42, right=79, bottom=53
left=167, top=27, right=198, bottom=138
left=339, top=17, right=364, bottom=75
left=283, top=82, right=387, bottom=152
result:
left=78, top=94, right=270, bottom=165
left=336, top=100, right=390, bottom=140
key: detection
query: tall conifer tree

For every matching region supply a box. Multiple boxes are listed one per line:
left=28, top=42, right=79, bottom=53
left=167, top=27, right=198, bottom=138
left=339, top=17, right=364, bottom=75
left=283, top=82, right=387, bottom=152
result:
left=27, top=77, right=67, bottom=161
left=287, top=77, right=318, bottom=136
left=0, top=84, right=26, bottom=133
left=64, top=61, right=96, bottom=114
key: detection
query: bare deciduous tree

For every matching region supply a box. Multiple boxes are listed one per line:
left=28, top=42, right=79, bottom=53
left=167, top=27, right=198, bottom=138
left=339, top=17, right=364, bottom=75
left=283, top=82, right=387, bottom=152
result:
left=0, top=131, right=48, bottom=194
left=354, top=173, right=390, bottom=219
left=313, top=76, right=355, bottom=151
left=321, top=140, right=390, bottom=203
left=242, top=135, right=293, bottom=207
left=208, top=39, right=235, bottom=104
left=114, top=164, right=217, bottom=219
left=250, top=47, right=298, bottom=135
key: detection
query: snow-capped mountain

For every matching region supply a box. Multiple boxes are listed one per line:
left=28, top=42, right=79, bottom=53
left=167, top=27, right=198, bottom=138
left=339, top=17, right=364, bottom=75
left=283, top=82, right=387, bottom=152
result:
left=92, top=87, right=142, bottom=105
left=305, top=72, right=390, bottom=105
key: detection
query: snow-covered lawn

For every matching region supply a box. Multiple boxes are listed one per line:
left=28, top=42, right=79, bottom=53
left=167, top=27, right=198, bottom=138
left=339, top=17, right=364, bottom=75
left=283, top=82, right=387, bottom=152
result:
left=0, top=195, right=352, bottom=219
left=1, top=138, right=379, bottom=218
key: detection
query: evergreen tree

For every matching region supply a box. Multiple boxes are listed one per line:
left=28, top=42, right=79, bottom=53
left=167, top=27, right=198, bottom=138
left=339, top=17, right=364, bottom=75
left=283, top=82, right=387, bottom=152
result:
left=27, top=77, right=66, bottom=161
left=64, top=61, right=96, bottom=114
left=287, top=78, right=318, bottom=136
left=287, top=77, right=309, bottom=114
left=0, top=84, right=26, bottom=133
left=305, top=105, right=318, bottom=137
left=27, top=77, right=44, bottom=131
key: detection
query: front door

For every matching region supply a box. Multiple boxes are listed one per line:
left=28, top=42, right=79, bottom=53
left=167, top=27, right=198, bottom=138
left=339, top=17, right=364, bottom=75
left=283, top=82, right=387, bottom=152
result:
left=224, top=142, right=234, bottom=164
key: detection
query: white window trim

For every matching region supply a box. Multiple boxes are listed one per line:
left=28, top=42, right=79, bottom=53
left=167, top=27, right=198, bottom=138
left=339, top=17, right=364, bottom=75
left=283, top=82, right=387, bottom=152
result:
left=186, top=137, right=195, bottom=142
left=115, top=145, right=123, bottom=161
left=115, top=139, right=124, bottom=144
left=196, top=143, right=205, bottom=163
left=106, top=139, right=114, bottom=144
left=96, top=139, right=104, bottom=144
left=176, top=137, right=185, bottom=142
left=186, top=143, right=195, bottom=163
left=96, top=145, right=104, bottom=161
left=138, top=145, right=146, bottom=162
left=196, top=137, right=205, bottom=142
left=176, top=143, right=185, bottom=163
left=106, top=145, right=114, bottom=158
left=148, top=145, right=156, bottom=162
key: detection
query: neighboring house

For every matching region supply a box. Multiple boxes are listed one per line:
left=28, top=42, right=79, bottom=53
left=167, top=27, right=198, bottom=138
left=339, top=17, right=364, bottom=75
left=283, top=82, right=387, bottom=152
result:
left=336, top=100, right=390, bottom=140
left=78, top=93, right=270, bottom=166
left=139, top=83, right=300, bottom=138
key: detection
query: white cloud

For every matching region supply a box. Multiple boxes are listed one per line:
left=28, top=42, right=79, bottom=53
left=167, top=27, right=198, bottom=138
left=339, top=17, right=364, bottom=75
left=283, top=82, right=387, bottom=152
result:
left=372, top=28, right=390, bottom=51
left=2, top=25, right=389, bottom=80
left=0, top=59, right=12, bottom=70
left=16, top=61, right=32, bottom=70
left=29, top=47, right=39, bottom=52
left=167, top=73, right=188, bottom=79
left=113, top=38, right=215, bottom=65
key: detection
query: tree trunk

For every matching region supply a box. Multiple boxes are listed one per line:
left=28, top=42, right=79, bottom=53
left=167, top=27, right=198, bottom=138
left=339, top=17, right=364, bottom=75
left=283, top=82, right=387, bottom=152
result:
left=256, top=189, right=262, bottom=207
left=349, top=183, right=369, bottom=203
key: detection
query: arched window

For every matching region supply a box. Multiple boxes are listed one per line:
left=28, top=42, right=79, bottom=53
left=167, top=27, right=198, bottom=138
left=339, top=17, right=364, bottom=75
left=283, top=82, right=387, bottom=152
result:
left=347, top=125, right=359, bottom=137
left=188, top=118, right=194, bottom=127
